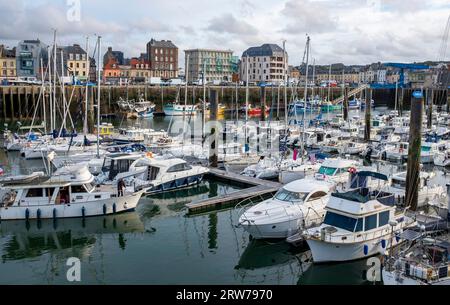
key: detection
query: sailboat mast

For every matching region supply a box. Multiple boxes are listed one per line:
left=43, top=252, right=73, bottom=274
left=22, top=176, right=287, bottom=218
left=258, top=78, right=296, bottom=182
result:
left=311, top=58, right=315, bottom=120
left=202, top=58, right=206, bottom=140
left=301, top=36, right=310, bottom=159
left=40, top=58, right=47, bottom=135
left=245, top=54, right=249, bottom=154
left=96, top=35, right=101, bottom=158
left=47, top=48, right=54, bottom=133
left=283, top=40, right=288, bottom=133
left=84, top=36, right=89, bottom=136
left=53, top=30, right=57, bottom=132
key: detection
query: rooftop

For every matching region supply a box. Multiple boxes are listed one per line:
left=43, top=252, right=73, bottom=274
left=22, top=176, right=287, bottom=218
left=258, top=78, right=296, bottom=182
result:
left=242, top=44, right=285, bottom=57
left=148, top=39, right=178, bottom=49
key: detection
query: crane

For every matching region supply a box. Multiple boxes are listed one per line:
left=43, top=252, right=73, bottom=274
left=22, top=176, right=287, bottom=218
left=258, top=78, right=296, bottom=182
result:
left=383, top=63, right=429, bottom=88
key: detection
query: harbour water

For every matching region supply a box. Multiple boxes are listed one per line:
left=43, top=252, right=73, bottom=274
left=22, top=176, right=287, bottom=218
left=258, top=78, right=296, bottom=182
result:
left=0, top=106, right=448, bottom=285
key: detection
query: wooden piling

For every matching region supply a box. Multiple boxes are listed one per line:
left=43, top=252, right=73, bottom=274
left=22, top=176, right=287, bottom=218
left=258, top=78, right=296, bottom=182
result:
left=2, top=88, right=6, bottom=122
left=209, top=89, right=218, bottom=168
left=343, top=87, right=349, bottom=121
left=427, top=89, right=433, bottom=129
left=405, top=90, right=423, bottom=211
left=9, top=87, right=14, bottom=122
left=364, top=88, right=372, bottom=142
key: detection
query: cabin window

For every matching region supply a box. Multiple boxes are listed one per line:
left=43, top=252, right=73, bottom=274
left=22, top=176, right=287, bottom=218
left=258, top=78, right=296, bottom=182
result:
left=26, top=188, right=43, bottom=198
left=307, top=191, right=327, bottom=201
left=71, top=185, right=86, bottom=193
left=318, top=166, right=336, bottom=176
left=421, top=146, right=431, bottom=152
left=147, top=166, right=160, bottom=180
left=323, top=212, right=357, bottom=232
left=46, top=188, right=55, bottom=197
left=84, top=183, right=95, bottom=192
left=379, top=211, right=390, bottom=227
left=391, top=179, right=406, bottom=188
left=167, top=163, right=192, bottom=173
left=275, top=189, right=307, bottom=202
left=355, top=218, right=363, bottom=232
left=364, top=214, right=377, bottom=231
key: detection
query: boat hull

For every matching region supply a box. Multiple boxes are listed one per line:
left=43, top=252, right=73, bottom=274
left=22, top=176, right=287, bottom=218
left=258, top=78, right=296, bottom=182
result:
left=0, top=191, right=143, bottom=220
left=306, top=235, right=401, bottom=263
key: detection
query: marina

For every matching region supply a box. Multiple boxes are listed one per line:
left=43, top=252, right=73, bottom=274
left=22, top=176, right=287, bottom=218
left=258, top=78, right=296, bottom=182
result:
left=1, top=1, right=450, bottom=289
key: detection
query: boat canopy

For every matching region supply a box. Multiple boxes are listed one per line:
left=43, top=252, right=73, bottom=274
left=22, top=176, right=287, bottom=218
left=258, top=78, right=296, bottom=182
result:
left=355, top=171, right=388, bottom=181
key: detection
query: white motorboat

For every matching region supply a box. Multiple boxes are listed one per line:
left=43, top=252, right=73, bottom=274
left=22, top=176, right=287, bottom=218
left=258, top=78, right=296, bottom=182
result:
left=130, top=157, right=209, bottom=194
left=238, top=178, right=333, bottom=239
left=434, top=149, right=450, bottom=167
left=303, top=171, right=416, bottom=263
left=313, top=158, right=360, bottom=185
left=0, top=165, right=144, bottom=220
left=163, top=103, right=198, bottom=116
left=338, top=141, right=367, bottom=155
left=386, top=171, right=445, bottom=207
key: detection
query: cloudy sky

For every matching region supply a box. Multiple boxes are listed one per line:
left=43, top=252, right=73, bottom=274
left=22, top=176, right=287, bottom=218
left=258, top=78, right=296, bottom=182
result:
left=1, top=0, right=449, bottom=68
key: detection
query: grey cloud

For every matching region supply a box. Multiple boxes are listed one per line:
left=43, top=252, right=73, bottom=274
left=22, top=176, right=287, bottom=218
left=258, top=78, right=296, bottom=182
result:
left=206, top=13, right=258, bottom=36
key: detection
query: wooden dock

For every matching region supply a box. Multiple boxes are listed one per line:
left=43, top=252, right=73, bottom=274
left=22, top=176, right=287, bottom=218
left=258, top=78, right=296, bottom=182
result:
left=186, top=168, right=282, bottom=215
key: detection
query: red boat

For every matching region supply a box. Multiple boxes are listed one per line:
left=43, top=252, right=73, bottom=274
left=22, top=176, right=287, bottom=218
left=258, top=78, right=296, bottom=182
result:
left=243, top=105, right=271, bottom=116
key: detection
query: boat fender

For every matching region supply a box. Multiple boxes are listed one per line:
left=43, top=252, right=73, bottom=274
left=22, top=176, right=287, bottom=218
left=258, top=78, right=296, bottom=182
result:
left=25, top=208, right=30, bottom=220
left=381, top=239, right=386, bottom=249
left=36, top=209, right=41, bottom=220
left=81, top=206, right=86, bottom=218
left=103, top=204, right=107, bottom=215
left=52, top=208, right=57, bottom=219
left=363, top=244, right=369, bottom=255
left=113, top=203, right=117, bottom=214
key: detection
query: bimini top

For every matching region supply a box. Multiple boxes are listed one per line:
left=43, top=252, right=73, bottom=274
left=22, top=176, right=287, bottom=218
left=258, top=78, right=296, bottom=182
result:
left=283, top=178, right=332, bottom=194
left=321, top=158, right=358, bottom=169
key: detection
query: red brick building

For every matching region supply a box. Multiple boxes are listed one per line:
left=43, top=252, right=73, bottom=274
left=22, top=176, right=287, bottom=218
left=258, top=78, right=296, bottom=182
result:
left=146, top=39, right=178, bottom=79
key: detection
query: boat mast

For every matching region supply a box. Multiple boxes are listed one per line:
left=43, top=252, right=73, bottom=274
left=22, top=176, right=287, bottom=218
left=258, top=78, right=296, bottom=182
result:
left=84, top=36, right=89, bottom=136
left=96, top=35, right=101, bottom=158
left=283, top=40, right=288, bottom=134
left=245, top=54, right=249, bottom=154
left=53, top=29, right=57, bottom=132
left=40, top=58, right=47, bottom=135
left=202, top=57, right=206, bottom=140
left=311, top=58, right=315, bottom=122
left=47, top=47, right=53, bottom=133
left=301, top=35, right=310, bottom=161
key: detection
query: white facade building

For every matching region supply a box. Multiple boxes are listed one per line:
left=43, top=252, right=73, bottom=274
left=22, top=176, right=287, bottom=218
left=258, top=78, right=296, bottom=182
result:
left=239, top=44, right=288, bottom=85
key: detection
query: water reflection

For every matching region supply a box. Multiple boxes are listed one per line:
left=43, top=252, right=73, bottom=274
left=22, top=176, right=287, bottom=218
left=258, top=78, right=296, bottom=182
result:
left=0, top=212, right=145, bottom=262
left=235, top=239, right=312, bottom=285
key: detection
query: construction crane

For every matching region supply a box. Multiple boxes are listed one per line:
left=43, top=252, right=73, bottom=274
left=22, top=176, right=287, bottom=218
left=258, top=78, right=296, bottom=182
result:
left=383, top=63, right=429, bottom=88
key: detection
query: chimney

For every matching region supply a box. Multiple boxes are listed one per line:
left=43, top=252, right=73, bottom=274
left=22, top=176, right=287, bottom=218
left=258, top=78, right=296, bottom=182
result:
left=108, top=47, right=112, bottom=52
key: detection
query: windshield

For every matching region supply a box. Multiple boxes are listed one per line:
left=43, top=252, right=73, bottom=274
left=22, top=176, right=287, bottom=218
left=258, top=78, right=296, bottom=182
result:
left=318, top=166, right=337, bottom=176
left=274, top=189, right=307, bottom=202
left=421, top=146, right=431, bottom=152
left=324, top=212, right=361, bottom=232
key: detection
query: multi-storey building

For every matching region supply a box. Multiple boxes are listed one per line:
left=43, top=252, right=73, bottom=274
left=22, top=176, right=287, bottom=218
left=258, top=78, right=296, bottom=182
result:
left=239, top=44, right=288, bottom=85
left=0, top=45, right=16, bottom=81
left=146, top=39, right=178, bottom=79
left=104, top=47, right=125, bottom=65
left=16, top=39, right=48, bottom=79
left=184, top=49, right=234, bottom=83
left=63, top=44, right=89, bottom=80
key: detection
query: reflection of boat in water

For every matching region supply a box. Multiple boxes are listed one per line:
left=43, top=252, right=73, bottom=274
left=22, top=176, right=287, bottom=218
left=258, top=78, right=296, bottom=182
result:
left=298, top=256, right=376, bottom=285
left=236, top=239, right=311, bottom=270
left=0, top=212, right=145, bottom=235
left=0, top=212, right=145, bottom=261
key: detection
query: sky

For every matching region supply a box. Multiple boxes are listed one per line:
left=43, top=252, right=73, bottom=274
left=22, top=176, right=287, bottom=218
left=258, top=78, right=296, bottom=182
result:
left=1, top=0, right=450, bottom=69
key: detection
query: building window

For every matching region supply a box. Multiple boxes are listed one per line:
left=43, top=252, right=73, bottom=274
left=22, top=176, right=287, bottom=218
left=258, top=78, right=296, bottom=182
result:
left=155, top=49, right=158, bottom=54
left=76, top=54, right=80, bottom=60
left=160, top=48, right=163, bottom=54
left=82, top=63, right=86, bottom=68
left=155, top=56, right=158, bottom=62
left=2, top=62, right=5, bottom=68
left=165, top=57, right=168, bottom=62
left=76, top=63, right=79, bottom=68
left=69, top=54, right=74, bottom=60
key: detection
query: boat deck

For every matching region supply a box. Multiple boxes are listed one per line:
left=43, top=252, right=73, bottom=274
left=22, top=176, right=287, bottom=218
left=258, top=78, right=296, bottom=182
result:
left=186, top=168, right=282, bottom=215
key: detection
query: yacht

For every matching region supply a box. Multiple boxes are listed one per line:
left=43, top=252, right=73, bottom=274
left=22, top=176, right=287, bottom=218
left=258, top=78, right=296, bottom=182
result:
left=134, top=99, right=156, bottom=118
left=314, top=158, right=360, bottom=185
left=130, top=157, right=209, bottom=194
left=303, top=171, right=416, bottom=263
left=238, top=179, right=333, bottom=239
left=338, top=141, right=367, bottom=155
left=0, top=165, right=144, bottom=220
left=434, top=148, right=450, bottom=167
left=383, top=236, right=450, bottom=285
left=387, top=171, right=445, bottom=207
